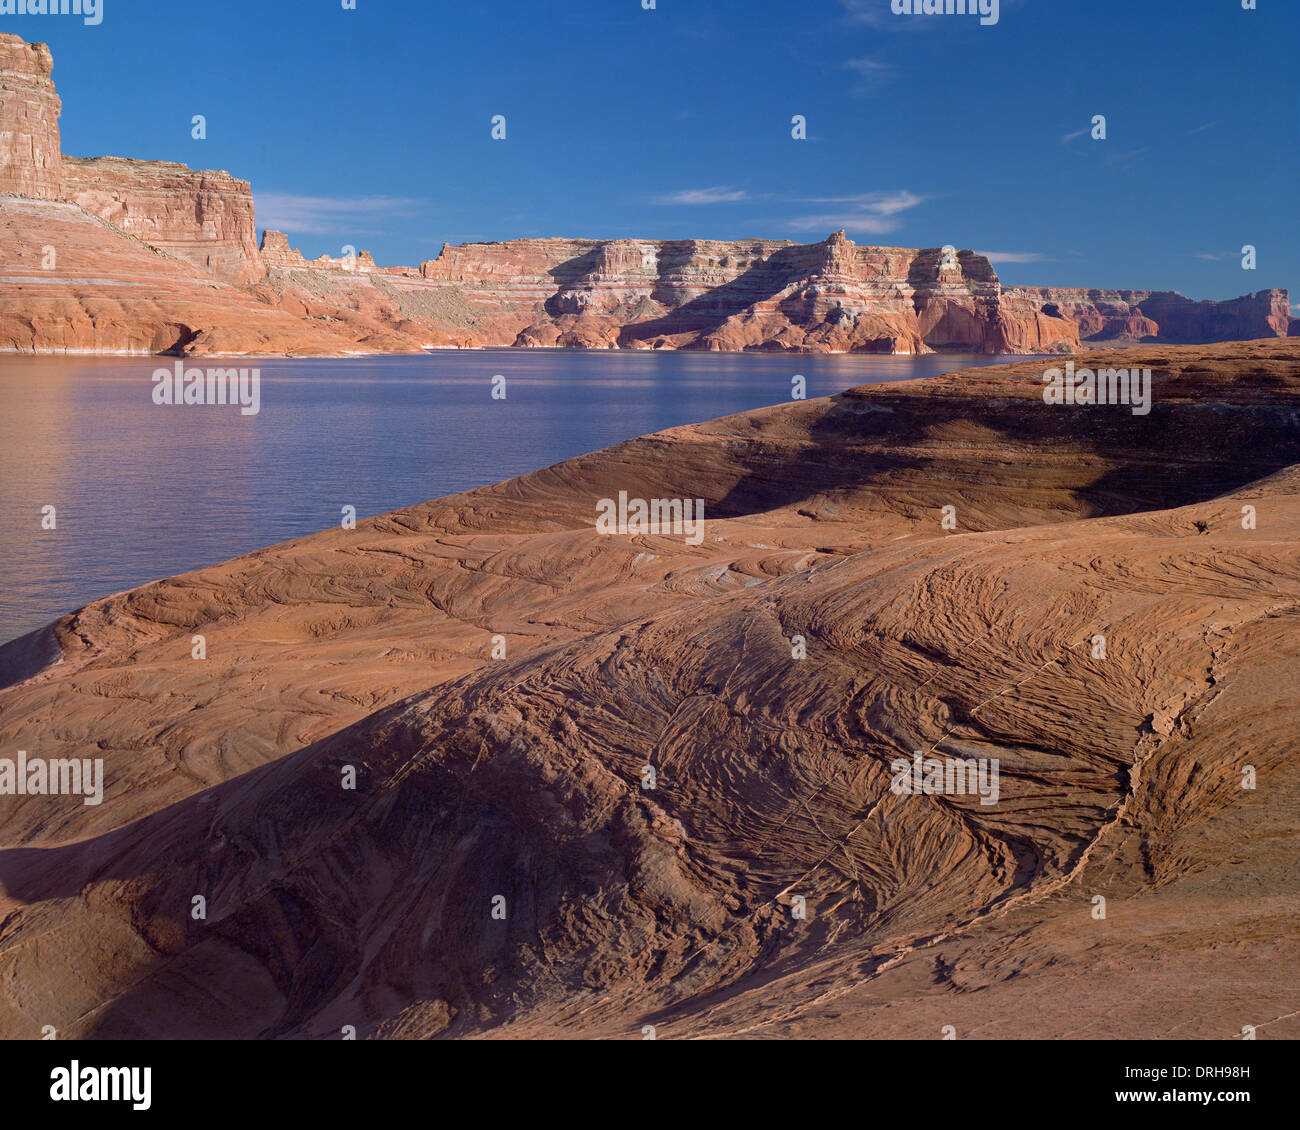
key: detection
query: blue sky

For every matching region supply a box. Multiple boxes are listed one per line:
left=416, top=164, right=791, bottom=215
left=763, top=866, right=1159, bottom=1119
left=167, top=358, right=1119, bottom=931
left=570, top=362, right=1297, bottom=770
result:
left=10, top=0, right=1299, bottom=303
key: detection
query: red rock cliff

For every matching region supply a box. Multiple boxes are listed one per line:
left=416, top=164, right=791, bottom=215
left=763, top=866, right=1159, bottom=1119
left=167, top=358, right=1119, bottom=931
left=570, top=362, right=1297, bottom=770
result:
left=0, top=33, right=62, bottom=200
left=63, top=155, right=265, bottom=284
left=0, top=196, right=419, bottom=355
left=259, top=228, right=376, bottom=273
left=418, top=231, right=1073, bottom=354
left=1005, top=286, right=1291, bottom=345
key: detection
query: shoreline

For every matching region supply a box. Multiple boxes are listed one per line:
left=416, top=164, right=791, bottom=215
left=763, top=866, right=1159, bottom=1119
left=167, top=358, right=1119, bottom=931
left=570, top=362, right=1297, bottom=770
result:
left=0, top=343, right=1067, bottom=361
left=1, top=335, right=1290, bottom=672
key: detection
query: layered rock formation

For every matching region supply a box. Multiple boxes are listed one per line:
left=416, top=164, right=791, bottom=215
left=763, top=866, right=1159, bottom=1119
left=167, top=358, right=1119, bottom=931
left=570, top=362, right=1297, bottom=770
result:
left=0, top=33, right=60, bottom=200
left=0, top=35, right=411, bottom=354
left=418, top=232, right=1078, bottom=354
left=2, top=34, right=267, bottom=287
left=64, top=156, right=266, bottom=284
left=1139, top=288, right=1292, bottom=342
left=1006, top=285, right=1292, bottom=345
left=256, top=229, right=484, bottom=349
left=0, top=197, right=420, bottom=354
left=262, top=238, right=1295, bottom=356
left=1, top=338, right=1297, bottom=1039
left=259, top=228, right=376, bottom=274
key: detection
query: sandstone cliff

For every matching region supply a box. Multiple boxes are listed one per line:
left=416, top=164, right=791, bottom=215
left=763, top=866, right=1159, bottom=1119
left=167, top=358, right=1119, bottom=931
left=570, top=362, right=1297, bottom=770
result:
left=257, top=234, right=1287, bottom=357
left=2, top=33, right=267, bottom=287
left=0, top=33, right=61, bottom=200
left=417, top=231, right=1080, bottom=354
left=0, top=197, right=419, bottom=355
left=258, top=228, right=376, bottom=274
left=256, top=228, right=485, bottom=349
left=64, top=156, right=266, bottom=284
left=1006, top=285, right=1292, bottom=346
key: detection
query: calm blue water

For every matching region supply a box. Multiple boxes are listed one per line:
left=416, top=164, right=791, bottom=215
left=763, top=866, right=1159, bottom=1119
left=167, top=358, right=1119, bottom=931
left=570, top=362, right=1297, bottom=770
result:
left=0, top=349, right=1018, bottom=643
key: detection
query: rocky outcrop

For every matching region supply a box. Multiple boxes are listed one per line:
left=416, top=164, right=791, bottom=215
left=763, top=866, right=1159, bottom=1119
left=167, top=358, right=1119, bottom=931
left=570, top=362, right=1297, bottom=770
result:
left=1137, top=288, right=1292, bottom=342
left=64, top=156, right=266, bottom=284
left=420, top=231, right=1075, bottom=354
left=1, top=338, right=1297, bottom=1039
left=416, top=233, right=1295, bottom=355
left=0, top=197, right=420, bottom=355
left=1006, top=285, right=1292, bottom=346
left=256, top=229, right=484, bottom=349
left=2, top=34, right=265, bottom=287
left=259, top=228, right=376, bottom=273
left=256, top=227, right=304, bottom=269
left=0, top=33, right=61, bottom=200
left=994, top=287, right=1081, bottom=353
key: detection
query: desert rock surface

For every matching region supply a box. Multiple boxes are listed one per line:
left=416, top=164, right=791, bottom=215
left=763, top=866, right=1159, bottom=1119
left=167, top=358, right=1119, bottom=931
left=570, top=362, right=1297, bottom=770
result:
left=0, top=338, right=1297, bottom=1039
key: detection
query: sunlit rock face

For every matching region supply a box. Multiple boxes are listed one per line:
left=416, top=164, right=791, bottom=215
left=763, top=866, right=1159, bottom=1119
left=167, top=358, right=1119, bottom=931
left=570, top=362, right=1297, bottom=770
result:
left=64, top=157, right=267, bottom=285
left=0, top=33, right=62, bottom=201
left=420, top=231, right=1073, bottom=354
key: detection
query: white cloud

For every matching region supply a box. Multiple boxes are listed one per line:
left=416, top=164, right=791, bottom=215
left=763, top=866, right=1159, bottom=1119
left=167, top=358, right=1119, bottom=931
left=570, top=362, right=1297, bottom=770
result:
left=1103, top=146, right=1150, bottom=168
left=840, top=0, right=929, bottom=28
left=255, top=193, right=422, bottom=235
left=844, top=56, right=892, bottom=92
left=821, top=190, right=924, bottom=215
left=653, top=186, right=748, bottom=205
left=789, top=190, right=926, bottom=234
left=789, top=192, right=925, bottom=234
left=789, top=212, right=905, bottom=234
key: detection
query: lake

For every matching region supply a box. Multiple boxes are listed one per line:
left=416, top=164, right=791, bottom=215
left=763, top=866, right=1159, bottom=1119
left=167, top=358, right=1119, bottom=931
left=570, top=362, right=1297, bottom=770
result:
left=0, top=349, right=1020, bottom=644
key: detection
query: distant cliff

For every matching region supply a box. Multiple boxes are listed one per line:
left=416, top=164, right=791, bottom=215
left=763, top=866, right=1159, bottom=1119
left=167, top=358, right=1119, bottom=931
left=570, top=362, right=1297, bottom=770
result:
left=0, top=31, right=1291, bottom=357
left=1005, top=286, right=1292, bottom=347
left=413, top=232, right=1075, bottom=354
